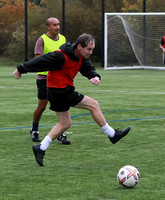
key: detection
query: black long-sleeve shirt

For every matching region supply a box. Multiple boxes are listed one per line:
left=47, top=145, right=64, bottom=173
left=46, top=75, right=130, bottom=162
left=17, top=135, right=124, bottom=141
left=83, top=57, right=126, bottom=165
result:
left=17, top=42, right=101, bottom=81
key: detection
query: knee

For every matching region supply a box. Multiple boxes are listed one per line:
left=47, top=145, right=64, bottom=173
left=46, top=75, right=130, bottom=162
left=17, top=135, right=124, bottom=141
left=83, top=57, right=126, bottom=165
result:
left=38, top=105, right=47, bottom=112
left=61, top=119, right=72, bottom=130
left=90, top=99, right=100, bottom=111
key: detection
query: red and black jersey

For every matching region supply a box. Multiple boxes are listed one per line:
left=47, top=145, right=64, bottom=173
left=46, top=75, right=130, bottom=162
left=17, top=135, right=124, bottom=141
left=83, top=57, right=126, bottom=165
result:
left=47, top=49, right=83, bottom=88
left=17, top=42, right=101, bottom=88
left=161, top=36, right=165, bottom=48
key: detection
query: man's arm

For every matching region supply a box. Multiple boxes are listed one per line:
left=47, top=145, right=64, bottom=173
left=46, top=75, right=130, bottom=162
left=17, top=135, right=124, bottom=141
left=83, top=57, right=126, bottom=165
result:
left=90, top=76, right=100, bottom=85
left=13, top=51, right=65, bottom=79
left=13, top=38, right=44, bottom=79
left=79, top=59, right=101, bottom=80
left=13, top=69, right=22, bottom=79
left=34, top=37, right=44, bottom=58
left=160, top=38, right=165, bottom=53
left=79, top=59, right=101, bottom=86
left=160, top=44, right=165, bottom=53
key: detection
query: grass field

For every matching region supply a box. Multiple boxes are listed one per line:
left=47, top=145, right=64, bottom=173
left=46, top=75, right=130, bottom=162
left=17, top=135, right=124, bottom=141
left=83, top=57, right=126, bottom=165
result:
left=0, top=63, right=165, bottom=200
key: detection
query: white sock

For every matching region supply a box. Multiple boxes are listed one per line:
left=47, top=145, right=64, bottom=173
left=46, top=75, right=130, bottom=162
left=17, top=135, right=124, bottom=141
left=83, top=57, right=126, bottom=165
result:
left=101, top=123, right=115, bottom=138
left=40, top=135, right=52, bottom=151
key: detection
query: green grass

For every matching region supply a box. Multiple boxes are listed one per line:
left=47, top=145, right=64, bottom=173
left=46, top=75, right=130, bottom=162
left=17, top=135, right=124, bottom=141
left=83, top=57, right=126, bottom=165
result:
left=0, top=64, right=165, bottom=199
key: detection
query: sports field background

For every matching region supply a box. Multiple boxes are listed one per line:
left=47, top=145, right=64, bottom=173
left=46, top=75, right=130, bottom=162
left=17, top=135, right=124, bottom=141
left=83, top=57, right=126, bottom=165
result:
left=0, top=63, right=165, bottom=199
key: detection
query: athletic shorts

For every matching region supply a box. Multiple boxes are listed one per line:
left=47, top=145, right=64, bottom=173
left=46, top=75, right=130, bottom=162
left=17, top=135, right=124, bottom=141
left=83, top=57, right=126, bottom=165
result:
left=48, top=87, right=84, bottom=112
left=36, top=79, right=48, bottom=99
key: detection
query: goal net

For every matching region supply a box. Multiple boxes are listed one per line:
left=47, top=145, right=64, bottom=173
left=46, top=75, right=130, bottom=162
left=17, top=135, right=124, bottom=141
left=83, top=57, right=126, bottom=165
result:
left=104, top=12, right=165, bottom=70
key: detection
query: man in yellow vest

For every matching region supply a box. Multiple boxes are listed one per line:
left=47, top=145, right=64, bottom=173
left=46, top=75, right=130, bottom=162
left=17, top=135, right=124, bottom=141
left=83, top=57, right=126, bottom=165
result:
left=30, top=17, right=70, bottom=144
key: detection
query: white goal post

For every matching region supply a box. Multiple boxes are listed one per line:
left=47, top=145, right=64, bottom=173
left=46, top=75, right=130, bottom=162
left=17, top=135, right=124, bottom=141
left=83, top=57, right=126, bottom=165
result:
left=104, top=12, right=165, bottom=70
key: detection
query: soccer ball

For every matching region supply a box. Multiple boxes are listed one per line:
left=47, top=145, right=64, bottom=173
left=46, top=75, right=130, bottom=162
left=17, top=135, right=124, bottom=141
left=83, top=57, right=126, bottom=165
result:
left=117, top=165, right=140, bottom=188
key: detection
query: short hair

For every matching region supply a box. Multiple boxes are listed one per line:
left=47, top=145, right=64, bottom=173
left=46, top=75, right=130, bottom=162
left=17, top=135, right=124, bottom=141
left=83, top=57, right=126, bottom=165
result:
left=75, top=33, right=95, bottom=48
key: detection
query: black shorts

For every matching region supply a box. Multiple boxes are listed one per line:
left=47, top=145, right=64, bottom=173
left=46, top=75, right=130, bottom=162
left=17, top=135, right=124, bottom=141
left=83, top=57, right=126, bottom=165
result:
left=36, top=79, right=48, bottom=99
left=48, top=87, right=84, bottom=112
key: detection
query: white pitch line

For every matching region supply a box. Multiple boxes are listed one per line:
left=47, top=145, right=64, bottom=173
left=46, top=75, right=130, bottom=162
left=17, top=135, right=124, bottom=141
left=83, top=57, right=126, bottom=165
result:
left=0, top=86, right=34, bottom=89
left=78, top=89, right=165, bottom=94
left=1, top=86, right=165, bottom=94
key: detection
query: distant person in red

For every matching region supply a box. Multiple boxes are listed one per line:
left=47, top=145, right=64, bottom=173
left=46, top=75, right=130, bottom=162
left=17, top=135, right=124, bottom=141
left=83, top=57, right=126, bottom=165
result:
left=160, top=36, right=165, bottom=64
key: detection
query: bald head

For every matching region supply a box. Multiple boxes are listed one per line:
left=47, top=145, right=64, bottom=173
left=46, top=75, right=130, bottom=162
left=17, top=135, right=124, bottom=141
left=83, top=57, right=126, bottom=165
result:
left=46, top=17, right=59, bottom=26
left=45, top=17, right=60, bottom=38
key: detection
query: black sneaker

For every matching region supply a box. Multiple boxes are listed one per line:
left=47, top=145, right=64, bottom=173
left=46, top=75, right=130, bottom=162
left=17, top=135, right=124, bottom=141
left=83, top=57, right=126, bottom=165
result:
left=32, top=144, right=45, bottom=166
left=57, top=133, right=71, bottom=145
left=30, top=130, right=41, bottom=142
left=109, top=127, right=131, bottom=144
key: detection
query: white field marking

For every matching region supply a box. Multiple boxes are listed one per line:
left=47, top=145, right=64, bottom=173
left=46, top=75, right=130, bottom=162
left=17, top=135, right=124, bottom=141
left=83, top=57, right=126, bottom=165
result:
left=78, top=89, right=165, bottom=94
left=1, top=86, right=165, bottom=94
left=103, top=75, right=143, bottom=78
left=64, top=132, right=73, bottom=134
left=0, top=86, right=34, bottom=89
left=103, top=74, right=165, bottom=78
left=0, top=86, right=18, bottom=88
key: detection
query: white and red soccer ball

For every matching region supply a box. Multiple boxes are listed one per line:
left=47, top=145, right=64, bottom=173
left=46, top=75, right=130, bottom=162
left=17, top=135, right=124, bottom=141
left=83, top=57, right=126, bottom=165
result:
left=117, top=165, right=140, bottom=188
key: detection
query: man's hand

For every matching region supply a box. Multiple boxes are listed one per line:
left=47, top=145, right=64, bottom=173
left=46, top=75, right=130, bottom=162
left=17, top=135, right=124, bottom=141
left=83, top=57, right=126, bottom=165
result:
left=13, top=69, right=21, bottom=79
left=90, top=76, right=100, bottom=85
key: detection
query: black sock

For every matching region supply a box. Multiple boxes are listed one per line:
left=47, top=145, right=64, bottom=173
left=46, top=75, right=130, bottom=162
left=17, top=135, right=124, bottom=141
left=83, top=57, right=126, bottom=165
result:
left=32, top=122, right=38, bottom=131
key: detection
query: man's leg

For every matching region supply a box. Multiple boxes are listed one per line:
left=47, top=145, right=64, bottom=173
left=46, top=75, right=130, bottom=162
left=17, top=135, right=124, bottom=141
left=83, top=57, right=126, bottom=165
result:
left=32, top=111, right=71, bottom=166
left=30, top=99, right=48, bottom=142
left=163, top=53, right=165, bottom=64
left=47, top=110, right=71, bottom=145
left=31, top=98, right=70, bottom=144
left=31, top=78, right=70, bottom=144
left=33, top=99, right=48, bottom=124
left=74, top=95, right=108, bottom=127
left=74, top=95, right=131, bottom=144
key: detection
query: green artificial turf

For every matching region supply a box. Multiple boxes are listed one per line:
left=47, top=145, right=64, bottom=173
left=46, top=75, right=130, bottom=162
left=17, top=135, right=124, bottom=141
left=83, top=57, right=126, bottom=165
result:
left=0, top=64, right=165, bottom=199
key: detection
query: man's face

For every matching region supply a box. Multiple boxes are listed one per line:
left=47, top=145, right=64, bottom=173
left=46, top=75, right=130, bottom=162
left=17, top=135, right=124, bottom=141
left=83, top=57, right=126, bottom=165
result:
left=47, top=19, right=60, bottom=36
left=78, top=42, right=95, bottom=59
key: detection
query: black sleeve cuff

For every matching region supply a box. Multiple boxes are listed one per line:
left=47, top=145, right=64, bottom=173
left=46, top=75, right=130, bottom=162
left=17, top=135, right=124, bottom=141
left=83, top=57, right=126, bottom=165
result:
left=17, top=64, right=27, bottom=73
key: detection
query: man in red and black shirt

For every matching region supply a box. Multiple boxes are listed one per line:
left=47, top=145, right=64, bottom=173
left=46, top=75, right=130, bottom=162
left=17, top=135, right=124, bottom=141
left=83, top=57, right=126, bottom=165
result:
left=13, top=33, right=131, bottom=166
left=160, top=36, right=165, bottom=64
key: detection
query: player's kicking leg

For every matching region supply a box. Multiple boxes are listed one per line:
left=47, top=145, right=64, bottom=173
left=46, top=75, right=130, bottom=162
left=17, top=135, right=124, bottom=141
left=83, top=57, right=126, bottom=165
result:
left=74, top=95, right=131, bottom=144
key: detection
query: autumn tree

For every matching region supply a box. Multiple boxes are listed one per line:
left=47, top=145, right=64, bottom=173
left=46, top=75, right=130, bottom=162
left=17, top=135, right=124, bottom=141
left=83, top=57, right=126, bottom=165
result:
left=5, top=0, right=165, bottom=62
left=122, top=0, right=142, bottom=12
left=0, top=0, right=37, bottom=58
left=0, top=0, right=24, bottom=55
left=122, top=0, right=165, bottom=12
